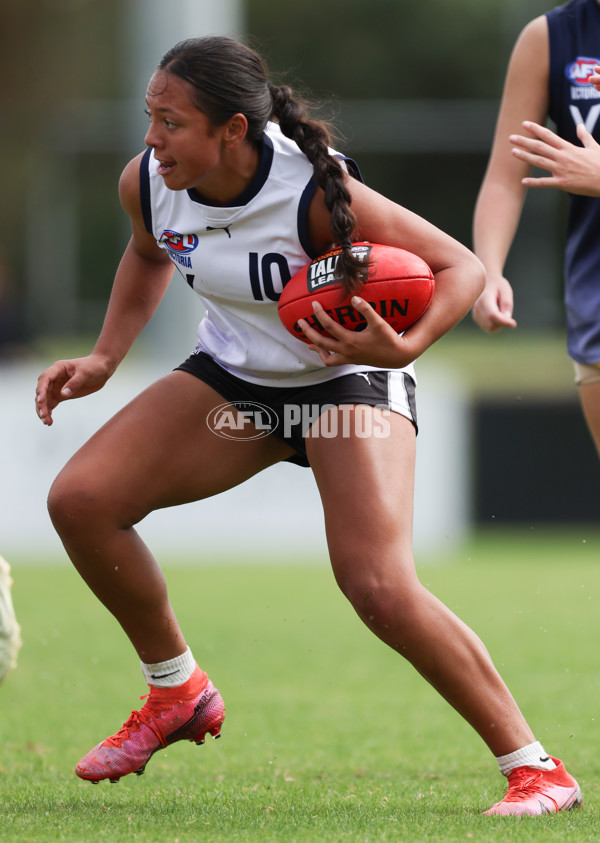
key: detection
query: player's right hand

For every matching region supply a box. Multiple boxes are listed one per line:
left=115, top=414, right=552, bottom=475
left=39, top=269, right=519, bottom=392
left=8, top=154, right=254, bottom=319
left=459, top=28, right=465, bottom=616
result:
left=471, top=276, right=517, bottom=333
left=35, top=354, right=113, bottom=426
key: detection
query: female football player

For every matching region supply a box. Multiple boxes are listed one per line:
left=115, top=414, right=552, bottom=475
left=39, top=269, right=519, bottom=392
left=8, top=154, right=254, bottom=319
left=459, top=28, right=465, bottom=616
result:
left=36, top=36, right=579, bottom=815
left=473, top=0, right=600, bottom=458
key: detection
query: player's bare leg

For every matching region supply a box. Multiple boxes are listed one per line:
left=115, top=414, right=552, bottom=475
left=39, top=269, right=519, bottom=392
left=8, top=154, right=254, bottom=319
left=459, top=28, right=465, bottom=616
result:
left=47, top=371, right=293, bottom=662
left=307, top=407, right=534, bottom=757
left=308, top=406, right=581, bottom=815
left=47, top=371, right=294, bottom=781
left=578, top=380, right=600, bottom=459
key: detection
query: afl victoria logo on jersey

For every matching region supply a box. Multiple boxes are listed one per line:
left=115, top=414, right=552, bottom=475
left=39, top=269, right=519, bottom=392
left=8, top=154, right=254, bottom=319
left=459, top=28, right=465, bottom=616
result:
left=159, top=230, right=199, bottom=253
left=565, top=56, right=600, bottom=86
left=159, top=230, right=199, bottom=269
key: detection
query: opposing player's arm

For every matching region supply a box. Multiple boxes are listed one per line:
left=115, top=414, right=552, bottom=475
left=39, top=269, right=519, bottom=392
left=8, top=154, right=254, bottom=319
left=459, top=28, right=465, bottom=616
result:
left=474, top=17, right=550, bottom=267
left=303, top=178, right=485, bottom=369
left=472, top=16, right=550, bottom=332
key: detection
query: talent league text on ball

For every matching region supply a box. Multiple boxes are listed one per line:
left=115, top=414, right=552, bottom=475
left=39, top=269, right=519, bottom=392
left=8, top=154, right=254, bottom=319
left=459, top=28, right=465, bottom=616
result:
left=292, top=247, right=409, bottom=334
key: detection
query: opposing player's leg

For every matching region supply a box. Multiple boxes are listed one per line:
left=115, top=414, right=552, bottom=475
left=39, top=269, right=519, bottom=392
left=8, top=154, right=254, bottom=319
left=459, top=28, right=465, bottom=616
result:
left=0, top=555, right=21, bottom=683
left=306, top=406, right=580, bottom=815
left=577, top=374, right=600, bottom=458
left=48, top=370, right=294, bottom=782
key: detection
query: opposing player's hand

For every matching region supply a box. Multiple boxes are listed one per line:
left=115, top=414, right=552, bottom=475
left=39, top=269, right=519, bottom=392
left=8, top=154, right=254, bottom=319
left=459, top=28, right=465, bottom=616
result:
left=35, top=353, right=114, bottom=426
left=510, top=121, right=600, bottom=196
left=471, top=276, right=517, bottom=333
left=297, top=297, right=414, bottom=368
left=589, top=66, right=600, bottom=91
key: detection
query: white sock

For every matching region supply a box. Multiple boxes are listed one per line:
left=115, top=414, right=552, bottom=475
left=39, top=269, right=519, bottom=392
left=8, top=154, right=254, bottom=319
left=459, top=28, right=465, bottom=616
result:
left=141, top=646, right=197, bottom=688
left=496, top=741, right=556, bottom=776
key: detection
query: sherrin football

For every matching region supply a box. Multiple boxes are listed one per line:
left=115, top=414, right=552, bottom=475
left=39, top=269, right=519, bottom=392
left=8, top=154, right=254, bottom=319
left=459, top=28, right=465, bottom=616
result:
left=278, top=242, right=435, bottom=343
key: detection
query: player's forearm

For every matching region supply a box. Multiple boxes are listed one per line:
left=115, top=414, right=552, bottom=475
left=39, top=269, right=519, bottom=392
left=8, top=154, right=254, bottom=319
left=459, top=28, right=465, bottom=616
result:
left=472, top=179, right=527, bottom=280
left=403, top=254, right=485, bottom=357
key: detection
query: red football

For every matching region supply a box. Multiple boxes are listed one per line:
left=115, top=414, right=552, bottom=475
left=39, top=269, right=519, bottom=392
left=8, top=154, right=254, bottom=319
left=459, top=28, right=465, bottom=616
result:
left=278, top=242, right=435, bottom=343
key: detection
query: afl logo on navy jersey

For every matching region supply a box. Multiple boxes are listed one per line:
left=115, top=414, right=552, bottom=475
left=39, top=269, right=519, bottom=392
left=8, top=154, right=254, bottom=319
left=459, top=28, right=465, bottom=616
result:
left=565, top=57, right=600, bottom=86
left=159, top=230, right=199, bottom=253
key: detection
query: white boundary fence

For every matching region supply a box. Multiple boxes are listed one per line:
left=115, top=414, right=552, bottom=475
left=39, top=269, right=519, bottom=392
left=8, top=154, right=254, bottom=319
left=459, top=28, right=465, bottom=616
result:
left=0, top=359, right=470, bottom=563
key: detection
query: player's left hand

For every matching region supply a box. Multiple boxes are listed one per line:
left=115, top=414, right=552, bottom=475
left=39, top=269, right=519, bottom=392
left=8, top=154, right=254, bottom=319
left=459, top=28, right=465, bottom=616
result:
left=510, top=121, right=600, bottom=196
left=297, top=297, right=414, bottom=369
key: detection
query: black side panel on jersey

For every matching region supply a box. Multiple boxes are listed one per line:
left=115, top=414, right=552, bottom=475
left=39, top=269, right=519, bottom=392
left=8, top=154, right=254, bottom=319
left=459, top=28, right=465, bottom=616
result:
left=139, top=147, right=153, bottom=234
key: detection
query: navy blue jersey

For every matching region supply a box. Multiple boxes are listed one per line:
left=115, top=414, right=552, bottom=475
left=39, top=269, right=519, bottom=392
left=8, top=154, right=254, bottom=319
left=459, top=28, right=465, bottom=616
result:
left=547, top=0, right=600, bottom=363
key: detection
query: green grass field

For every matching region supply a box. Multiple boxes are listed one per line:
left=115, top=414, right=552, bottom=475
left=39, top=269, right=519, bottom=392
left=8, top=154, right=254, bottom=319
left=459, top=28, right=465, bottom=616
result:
left=1, top=527, right=599, bottom=841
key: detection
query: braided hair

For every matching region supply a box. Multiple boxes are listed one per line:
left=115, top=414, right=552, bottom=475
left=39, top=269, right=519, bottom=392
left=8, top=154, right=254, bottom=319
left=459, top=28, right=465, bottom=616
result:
left=158, top=36, right=367, bottom=296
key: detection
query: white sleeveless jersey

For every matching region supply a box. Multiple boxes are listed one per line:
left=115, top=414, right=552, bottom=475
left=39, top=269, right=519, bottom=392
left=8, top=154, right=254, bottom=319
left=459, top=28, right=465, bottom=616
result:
left=141, top=122, right=415, bottom=386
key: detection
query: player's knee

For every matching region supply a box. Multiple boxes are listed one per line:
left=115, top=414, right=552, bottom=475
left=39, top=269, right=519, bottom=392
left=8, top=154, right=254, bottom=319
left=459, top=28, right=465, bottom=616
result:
left=336, top=565, right=419, bottom=630
left=47, top=469, right=110, bottom=538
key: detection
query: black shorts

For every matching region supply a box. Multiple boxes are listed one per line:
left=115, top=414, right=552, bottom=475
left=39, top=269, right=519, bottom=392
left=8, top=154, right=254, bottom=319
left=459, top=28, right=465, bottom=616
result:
left=176, top=352, right=417, bottom=467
